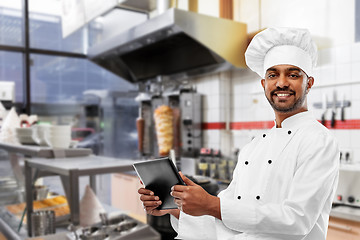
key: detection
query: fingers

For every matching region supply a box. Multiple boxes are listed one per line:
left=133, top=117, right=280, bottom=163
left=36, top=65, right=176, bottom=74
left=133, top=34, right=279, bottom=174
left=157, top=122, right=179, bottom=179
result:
left=138, top=188, right=154, bottom=195
left=170, top=189, right=183, bottom=199
left=143, top=199, right=162, bottom=208
left=172, top=184, right=189, bottom=192
left=144, top=205, right=159, bottom=215
left=140, top=196, right=161, bottom=206
left=140, top=194, right=160, bottom=204
left=179, top=172, right=196, bottom=186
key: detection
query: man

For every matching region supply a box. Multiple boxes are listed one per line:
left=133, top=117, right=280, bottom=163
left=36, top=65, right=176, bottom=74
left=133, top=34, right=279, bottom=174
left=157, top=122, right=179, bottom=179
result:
left=138, top=27, right=339, bottom=239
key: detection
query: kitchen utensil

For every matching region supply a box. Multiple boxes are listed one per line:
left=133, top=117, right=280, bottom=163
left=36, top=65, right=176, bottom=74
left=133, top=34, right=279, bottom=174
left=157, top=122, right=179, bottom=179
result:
left=68, top=224, right=79, bottom=240
left=80, top=226, right=106, bottom=240
left=33, top=185, right=49, bottom=200
left=114, top=220, right=137, bottom=232
left=321, top=94, right=327, bottom=126
left=331, top=91, right=337, bottom=128
left=340, top=93, right=345, bottom=121
left=99, top=212, right=108, bottom=226
left=31, top=210, right=55, bottom=237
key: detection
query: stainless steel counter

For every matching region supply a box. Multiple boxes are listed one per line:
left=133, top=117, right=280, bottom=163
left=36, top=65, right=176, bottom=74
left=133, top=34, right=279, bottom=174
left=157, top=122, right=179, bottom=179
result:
left=25, top=155, right=137, bottom=236
left=330, top=206, right=360, bottom=222
left=0, top=142, right=91, bottom=158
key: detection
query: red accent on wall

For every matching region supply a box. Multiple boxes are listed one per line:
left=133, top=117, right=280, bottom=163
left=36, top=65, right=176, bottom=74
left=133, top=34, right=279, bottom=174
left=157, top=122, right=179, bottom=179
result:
left=202, top=120, right=360, bottom=130
left=202, top=122, right=226, bottom=130
left=230, top=121, right=275, bottom=129
left=319, top=120, right=360, bottom=129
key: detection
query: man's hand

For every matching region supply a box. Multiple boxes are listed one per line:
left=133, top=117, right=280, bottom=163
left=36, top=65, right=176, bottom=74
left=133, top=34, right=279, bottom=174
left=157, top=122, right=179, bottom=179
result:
left=138, top=188, right=180, bottom=218
left=171, top=172, right=221, bottom=219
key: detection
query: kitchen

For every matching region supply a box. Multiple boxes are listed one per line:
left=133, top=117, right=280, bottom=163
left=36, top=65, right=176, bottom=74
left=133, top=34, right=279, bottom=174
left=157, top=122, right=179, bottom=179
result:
left=0, top=0, right=359, bottom=239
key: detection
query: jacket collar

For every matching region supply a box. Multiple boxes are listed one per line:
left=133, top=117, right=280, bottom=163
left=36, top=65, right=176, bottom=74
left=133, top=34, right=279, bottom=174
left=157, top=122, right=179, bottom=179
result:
left=275, top=111, right=314, bottom=129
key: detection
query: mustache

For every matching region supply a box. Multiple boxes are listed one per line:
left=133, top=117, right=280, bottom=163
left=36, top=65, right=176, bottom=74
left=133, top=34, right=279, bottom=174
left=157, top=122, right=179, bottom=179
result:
left=270, top=87, right=295, bottom=95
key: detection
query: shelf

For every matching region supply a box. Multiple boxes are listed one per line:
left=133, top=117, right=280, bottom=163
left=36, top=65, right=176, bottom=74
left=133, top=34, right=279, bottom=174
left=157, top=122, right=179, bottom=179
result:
left=339, top=164, right=360, bottom=172
left=0, top=142, right=92, bottom=158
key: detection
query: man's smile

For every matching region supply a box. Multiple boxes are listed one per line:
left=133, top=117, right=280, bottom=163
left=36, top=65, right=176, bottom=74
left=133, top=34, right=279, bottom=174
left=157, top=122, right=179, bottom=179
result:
left=271, top=91, right=295, bottom=101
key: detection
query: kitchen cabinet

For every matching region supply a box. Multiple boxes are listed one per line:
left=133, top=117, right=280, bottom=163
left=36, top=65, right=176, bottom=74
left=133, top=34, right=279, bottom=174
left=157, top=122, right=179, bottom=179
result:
left=111, top=173, right=146, bottom=222
left=327, top=216, right=360, bottom=240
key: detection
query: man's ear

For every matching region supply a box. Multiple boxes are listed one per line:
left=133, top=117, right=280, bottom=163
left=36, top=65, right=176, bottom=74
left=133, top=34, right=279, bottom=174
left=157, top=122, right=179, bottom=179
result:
left=261, top=79, right=265, bottom=89
left=306, top=77, right=314, bottom=93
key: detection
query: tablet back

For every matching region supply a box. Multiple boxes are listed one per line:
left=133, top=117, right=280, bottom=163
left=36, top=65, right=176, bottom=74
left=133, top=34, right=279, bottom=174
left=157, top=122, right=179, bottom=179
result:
left=133, top=157, right=185, bottom=210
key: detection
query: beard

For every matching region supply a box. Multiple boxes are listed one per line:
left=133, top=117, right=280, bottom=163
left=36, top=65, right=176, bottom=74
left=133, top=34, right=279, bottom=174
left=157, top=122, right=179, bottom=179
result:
left=265, top=87, right=307, bottom=113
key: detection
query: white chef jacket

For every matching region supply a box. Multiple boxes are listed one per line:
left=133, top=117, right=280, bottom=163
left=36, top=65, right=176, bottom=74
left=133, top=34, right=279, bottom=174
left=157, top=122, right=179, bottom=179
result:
left=170, top=111, right=339, bottom=240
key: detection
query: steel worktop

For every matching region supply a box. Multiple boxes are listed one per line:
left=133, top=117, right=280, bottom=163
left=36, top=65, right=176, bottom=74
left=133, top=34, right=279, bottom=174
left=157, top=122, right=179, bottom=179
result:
left=24, top=155, right=136, bottom=236
left=0, top=142, right=92, bottom=189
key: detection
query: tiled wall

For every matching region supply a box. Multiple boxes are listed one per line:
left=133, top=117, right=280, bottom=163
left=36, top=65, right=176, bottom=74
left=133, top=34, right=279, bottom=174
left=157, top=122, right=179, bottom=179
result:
left=193, top=42, right=360, bottom=163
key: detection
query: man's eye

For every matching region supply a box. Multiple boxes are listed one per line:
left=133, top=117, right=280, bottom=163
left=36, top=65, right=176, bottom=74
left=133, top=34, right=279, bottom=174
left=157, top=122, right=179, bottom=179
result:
left=267, top=74, right=276, bottom=78
left=289, top=74, right=300, bottom=78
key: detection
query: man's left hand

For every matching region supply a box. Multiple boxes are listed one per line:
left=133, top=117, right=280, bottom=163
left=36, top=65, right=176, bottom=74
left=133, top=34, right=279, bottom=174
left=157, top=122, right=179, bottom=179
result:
left=171, top=172, right=221, bottom=219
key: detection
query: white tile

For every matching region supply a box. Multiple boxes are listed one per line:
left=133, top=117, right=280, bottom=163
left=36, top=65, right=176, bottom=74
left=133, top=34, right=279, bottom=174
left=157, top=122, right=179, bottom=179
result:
left=232, top=109, right=245, bottom=122
left=350, top=83, right=360, bottom=101
left=334, top=130, right=351, bottom=149
left=232, top=93, right=242, bottom=109
left=207, top=141, right=220, bottom=149
left=351, top=42, right=360, bottom=63
left=350, top=99, right=360, bottom=119
left=204, top=130, right=220, bottom=140
left=219, top=94, right=230, bottom=109
left=350, top=62, right=360, bottom=83
left=194, top=80, right=204, bottom=93
left=312, top=68, right=321, bottom=82
left=335, top=63, right=351, bottom=84
left=232, top=81, right=243, bottom=95
left=203, top=94, right=220, bottom=109
left=352, top=148, right=360, bottom=163
left=318, top=48, right=335, bottom=66
left=350, top=130, right=360, bottom=150
left=204, top=108, right=221, bottom=122
left=335, top=45, right=351, bottom=64
left=259, top=94, right=270, bottom=108
left=219, top=72, right=231, bottom=95
left=197, top=76, right=220, bottom=95
left=308, top=88, right=322, bottom=108
left=320, top=66, right=336, bottom=85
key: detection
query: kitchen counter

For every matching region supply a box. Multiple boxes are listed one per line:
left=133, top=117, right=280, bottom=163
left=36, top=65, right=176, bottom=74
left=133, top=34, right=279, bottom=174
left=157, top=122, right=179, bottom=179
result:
left=0, top=142, right=92, bottom=158
left=339, top=163, right=360, bottom=172
left=330, top=206, right=360, bottom=222
left=25, top=156, right=137, bottom=236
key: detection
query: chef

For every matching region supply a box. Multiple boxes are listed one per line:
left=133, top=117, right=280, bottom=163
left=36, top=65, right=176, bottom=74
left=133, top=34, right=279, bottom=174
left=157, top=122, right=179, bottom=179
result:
left=138, top=27, right=339, bottom=240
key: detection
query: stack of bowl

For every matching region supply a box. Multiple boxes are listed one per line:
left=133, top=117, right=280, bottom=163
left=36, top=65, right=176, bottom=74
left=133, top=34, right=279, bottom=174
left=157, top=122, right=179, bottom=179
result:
left=33, top=125, right=51, bottom=146
left=45, top=125, right=71, bottom=149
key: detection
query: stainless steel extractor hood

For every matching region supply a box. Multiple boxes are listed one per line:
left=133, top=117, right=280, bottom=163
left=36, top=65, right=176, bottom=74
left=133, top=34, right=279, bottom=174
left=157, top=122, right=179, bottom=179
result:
left=87, top=8, right=248, bottom=83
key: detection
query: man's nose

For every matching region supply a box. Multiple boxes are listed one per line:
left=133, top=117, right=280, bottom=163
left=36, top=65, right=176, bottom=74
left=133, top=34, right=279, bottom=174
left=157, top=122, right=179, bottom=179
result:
left=276, top=74, right=289, bottom=88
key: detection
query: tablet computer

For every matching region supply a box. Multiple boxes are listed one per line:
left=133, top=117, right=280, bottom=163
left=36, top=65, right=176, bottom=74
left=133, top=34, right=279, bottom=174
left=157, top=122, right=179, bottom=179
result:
left=133, top=157, right=185, bottom=210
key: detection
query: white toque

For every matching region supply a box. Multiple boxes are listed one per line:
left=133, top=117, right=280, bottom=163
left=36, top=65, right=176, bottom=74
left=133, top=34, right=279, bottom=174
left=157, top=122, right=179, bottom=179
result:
left=245, top=27, right=318, bottom=78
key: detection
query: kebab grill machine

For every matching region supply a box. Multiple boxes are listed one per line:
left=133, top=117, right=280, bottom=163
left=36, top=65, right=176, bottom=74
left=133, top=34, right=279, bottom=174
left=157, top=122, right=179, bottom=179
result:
left=135, top=81, right=202, bottom=162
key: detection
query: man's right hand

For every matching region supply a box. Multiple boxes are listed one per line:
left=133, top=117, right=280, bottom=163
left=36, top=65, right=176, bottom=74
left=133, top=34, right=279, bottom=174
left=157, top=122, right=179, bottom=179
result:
left=138, top=188, right=180, bottom=218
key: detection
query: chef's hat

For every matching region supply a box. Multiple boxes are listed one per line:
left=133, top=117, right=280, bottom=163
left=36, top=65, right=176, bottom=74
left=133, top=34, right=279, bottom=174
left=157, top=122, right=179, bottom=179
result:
left=245, top=27, right=317, bottom=78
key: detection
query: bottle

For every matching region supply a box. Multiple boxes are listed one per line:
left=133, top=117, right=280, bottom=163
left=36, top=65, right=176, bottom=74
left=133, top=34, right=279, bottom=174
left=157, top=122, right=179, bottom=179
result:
left=136, top=108, right=144, bottom=154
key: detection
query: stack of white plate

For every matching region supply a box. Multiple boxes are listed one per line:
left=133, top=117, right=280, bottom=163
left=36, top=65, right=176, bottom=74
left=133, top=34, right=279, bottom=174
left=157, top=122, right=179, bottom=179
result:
left=15, top=127, right=37, bottom=145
